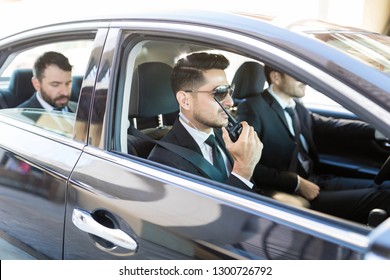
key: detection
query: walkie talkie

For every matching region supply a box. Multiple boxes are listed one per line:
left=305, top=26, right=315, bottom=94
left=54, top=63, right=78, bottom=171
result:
left=214, top=97, right=243, bottom=142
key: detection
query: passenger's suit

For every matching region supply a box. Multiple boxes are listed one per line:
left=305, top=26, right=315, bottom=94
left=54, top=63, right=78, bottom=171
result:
left=18, top=92, right=74, bottom=121
left=148, top=117, right=257, bottom=193
left=18, top=92, right=73, bottom=112
left=237, top=89, right=375, bottom=192
left=237, top=89, right=390, bottom=223
left=17, top=93, right=42, bottom=109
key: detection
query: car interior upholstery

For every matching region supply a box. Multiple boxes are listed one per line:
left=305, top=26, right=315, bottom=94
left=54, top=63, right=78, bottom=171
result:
left=0, top=69, right=35, bottom=108
left=71, top=75, right=83, bottom=102
left=231, top=61, right=266, bottom=110
left=127, top=61, right=179, bottom=158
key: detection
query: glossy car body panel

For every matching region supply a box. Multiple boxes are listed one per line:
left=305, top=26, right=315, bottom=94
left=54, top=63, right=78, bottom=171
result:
left=0, top=116, right=83, bottom=259
left=65, top=147, right=367, bottom=259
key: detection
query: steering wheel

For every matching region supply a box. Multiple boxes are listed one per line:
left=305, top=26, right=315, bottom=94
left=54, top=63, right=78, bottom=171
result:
left=374, top=155, right=390, bottom=185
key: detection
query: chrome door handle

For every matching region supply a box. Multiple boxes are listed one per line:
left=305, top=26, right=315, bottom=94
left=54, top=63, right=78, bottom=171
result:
left=72, top=208, right=138, bottom=251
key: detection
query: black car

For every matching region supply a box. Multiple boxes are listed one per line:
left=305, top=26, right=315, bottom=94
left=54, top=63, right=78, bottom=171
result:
left=0, top=10, right=390, bottom=260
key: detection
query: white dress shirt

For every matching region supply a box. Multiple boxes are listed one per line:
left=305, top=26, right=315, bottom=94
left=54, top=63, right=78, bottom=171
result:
left=179, top=113, right=253, bottom=188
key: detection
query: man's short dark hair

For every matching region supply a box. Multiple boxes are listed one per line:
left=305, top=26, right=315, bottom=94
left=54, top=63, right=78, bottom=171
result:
left=264, top=64, right=277, bottom=85
left=264, top=64, right=287, bottom=85
left=171, top=52, right=230, bottom=94
left=33, top=51, right=72, bottom=80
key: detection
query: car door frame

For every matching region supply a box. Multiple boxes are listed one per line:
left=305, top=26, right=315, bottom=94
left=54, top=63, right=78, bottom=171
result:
left=0, top=23, right=108, bottom=260
left=62, top=20, right=390, bottom=259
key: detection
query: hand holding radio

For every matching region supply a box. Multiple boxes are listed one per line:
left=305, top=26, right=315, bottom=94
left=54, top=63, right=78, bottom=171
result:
left=214, top=96, right=262, bottom=180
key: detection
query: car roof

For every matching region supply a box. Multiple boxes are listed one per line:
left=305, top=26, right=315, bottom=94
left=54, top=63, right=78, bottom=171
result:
left=1, top=6, right=379, bottom=39
left=0, top=9, right=259, bottom=37
left=1, top=8, right=388, bottom=107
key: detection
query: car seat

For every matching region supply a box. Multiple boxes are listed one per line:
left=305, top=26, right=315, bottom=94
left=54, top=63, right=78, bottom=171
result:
left=71, top=75, right=83, bottom=102
left=0, top=69, right=35, bottom=108
left=230, top=61, right=266, bottom=117
left=127, top=61, right=179, bottom=158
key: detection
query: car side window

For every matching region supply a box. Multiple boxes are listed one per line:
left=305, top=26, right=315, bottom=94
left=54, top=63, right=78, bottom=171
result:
left=115, top=37, right=252, bottom=158
left=301, top=86, right=355, bottom=117
left=0, top=39, right=94, bottom=137
left=1, top=40, right=92, bottom=83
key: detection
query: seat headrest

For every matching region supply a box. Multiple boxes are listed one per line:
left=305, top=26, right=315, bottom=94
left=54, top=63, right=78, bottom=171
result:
left=129, top=62, right=178, bottom=118
left=231, top=61, right=265, bottom=101
left=8, top=69, right=35, bottom=107
left=71, top=75, right=83, bottom=102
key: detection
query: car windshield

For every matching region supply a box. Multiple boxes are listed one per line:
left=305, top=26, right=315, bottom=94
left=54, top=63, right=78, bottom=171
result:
left=280, top=19, right=390, bottom=75
left=308, top=32, right=390, bottom=75
left=243, top=15, right=390, bottom=76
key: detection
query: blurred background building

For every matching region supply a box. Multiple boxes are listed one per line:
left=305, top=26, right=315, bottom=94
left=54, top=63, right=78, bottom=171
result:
left=0, top=0, right=389, bottom=35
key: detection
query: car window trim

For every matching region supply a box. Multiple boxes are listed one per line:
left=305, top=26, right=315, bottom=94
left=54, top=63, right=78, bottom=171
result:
left=81, top=144, right=371, bottom=253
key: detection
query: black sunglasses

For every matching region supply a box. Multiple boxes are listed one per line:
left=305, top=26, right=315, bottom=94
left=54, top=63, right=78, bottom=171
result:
left=184, top=84, right=234, bottom=101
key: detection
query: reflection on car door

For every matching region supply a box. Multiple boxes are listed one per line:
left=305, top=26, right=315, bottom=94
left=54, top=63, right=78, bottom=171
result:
left=0, top=123, right=83, bottom=259
left=65, top=148, right=368, bottom=259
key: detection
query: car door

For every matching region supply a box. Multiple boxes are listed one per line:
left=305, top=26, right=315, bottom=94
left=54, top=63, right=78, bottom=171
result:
left=0, top=115, right=85, bottom=259
left=0, top=24, right=105, bottom=259
left=62, top=23, right=378, bottom=260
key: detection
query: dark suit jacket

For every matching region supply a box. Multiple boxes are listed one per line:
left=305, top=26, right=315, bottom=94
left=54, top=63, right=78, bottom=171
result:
left=18, top=92, right=75, bottom=120
left=18, top=92, right=75, bottom=111
left=17, top=93, right=42, bottom=109
left=148, top=117, right=256, bottom=193
left=237, top=89, right=374, bottom=193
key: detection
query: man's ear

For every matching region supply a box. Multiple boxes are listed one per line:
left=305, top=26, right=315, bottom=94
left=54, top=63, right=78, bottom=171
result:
left=31, top=77, right=41, bottom=92
left=269, top=71, right=278, bottom=85
left=177, top=91, right=190, bottom=109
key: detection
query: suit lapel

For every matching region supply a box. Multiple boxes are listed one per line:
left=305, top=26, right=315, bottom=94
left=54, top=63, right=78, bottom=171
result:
left=170, top=119, right=231, bottom=180
left=172, top=118, right=231, bottom=162
left=30, top=93, right=43, bottom=108
left=171, top=118, right=203, bottom=154
left=171, top=119, right=232, bottom=180
left=262, top=90, right=294, bottom=139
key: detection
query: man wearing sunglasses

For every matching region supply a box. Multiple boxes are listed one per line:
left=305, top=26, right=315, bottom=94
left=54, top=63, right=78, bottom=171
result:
left=148, top=52, right=263, bottom=192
